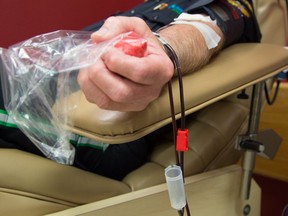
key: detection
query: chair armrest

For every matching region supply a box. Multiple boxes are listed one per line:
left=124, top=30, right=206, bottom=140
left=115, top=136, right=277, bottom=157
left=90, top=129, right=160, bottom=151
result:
left=0, top=149, right=130, bottom=205
left=63, top=43, right=288, bottom=143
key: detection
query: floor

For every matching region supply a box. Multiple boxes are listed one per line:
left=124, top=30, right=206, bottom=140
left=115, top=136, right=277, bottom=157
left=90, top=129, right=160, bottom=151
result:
left=254, top=81, right=288, bottom=182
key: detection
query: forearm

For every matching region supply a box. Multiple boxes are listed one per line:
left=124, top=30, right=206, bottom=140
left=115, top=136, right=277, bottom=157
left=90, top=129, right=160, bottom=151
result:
left=158, top=22, right=225, bottom=74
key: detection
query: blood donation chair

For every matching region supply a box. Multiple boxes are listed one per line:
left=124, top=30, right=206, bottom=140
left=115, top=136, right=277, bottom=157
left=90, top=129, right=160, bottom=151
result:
left=0, top=0, right=287, bottom=215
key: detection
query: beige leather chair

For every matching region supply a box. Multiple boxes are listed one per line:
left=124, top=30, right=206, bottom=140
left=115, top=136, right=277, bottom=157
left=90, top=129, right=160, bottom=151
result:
left=0, top=1, right=287, bottom=215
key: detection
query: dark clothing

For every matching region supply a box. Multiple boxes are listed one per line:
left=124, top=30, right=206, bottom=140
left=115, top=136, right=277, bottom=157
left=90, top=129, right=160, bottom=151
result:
left=0, top=0, right=261, bottom=180
left=85, top=0, right=261, bottom=47
left=74, top=138, right=149, bottom=180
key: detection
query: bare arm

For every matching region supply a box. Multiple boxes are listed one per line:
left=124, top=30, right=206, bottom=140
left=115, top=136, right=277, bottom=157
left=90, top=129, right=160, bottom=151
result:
left=158, top=21, right=224, bottom=74
left=77, top=16, right=225, bottom=111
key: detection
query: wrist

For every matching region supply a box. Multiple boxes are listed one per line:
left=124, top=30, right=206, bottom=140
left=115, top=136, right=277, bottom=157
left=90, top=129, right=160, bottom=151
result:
left=153, top=32, right=181, bottom=77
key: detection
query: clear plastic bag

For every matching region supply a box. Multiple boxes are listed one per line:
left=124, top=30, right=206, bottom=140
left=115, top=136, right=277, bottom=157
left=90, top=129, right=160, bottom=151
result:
left=0, top=30, right=147, bottom=165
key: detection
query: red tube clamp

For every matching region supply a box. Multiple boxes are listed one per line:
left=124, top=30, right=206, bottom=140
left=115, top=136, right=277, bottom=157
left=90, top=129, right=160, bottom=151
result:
left=176, top=129, right=189, bottom=152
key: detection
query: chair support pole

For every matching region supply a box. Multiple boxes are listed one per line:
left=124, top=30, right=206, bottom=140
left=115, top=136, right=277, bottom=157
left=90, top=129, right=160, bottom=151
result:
left=240, top=82, right=264, bottom=200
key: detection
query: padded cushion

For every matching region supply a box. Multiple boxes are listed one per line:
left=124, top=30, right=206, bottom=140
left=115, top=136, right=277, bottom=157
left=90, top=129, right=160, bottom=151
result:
left=122, top=101, right=249, bottom=190
left=0, top=100, right=248, bottom=211
left=0, top=149, right=130, bottom=205
left=254, top=0, right=288, bottom=45
left=0, top=191, right=69, bottom=216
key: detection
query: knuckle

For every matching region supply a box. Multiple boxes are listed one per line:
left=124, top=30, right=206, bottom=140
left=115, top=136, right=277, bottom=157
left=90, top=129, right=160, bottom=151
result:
left=97, top=101, right=111, bottom=110
left=104, top=16, right=120, bottom=26
left=131, top=67, right=147, bottom=82
left=87, top=94, right=112, bottom=110
left=110, top=87, right=131, bottom=103
left=131, top=17, right=146, bottom=25
left=104, top=52, right=123, bottom=70
left=84, top=95, right=95, bottom=104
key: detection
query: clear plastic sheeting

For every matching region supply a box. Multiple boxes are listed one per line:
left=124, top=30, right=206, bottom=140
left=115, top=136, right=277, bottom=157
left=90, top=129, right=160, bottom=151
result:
left=0, top=30, right=146, bottom=165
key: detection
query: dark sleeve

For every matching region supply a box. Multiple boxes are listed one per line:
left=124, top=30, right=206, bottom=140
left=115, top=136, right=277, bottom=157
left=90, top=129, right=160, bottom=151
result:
left=84, top=0, right=261, bottom=48
left=84, top=0, right=218, bottom=32
left=186, top=0, right=262, bottom=47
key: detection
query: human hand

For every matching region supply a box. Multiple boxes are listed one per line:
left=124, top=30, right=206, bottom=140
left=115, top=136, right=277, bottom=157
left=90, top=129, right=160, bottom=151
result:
left=77, top=16, right=174, bottom=111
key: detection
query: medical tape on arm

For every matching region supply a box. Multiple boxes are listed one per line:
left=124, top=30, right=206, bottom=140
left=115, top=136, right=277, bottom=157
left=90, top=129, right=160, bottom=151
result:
left=171, top=13, right=221, bottom=49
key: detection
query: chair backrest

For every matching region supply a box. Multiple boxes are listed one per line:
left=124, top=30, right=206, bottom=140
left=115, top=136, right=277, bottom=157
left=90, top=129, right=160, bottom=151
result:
left=253, top=0, right=288, bottom=45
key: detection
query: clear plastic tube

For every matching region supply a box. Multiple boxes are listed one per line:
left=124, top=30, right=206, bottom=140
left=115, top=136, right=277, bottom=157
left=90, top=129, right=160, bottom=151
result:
left=165, top=165, right=186, bottom=210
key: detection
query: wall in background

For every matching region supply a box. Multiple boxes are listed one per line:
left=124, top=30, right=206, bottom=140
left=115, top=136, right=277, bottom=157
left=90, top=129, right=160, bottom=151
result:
left=0, top=0, right=142, bottom=48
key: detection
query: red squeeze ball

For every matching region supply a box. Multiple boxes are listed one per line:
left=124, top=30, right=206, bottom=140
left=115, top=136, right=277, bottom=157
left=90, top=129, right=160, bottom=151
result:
left=114, top=32, right=147, bottom=57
